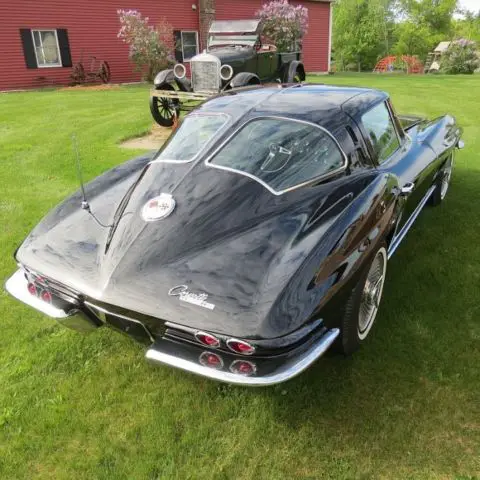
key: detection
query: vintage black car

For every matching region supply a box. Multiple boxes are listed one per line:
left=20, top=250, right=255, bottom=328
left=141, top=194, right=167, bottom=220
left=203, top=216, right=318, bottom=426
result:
left=6, top=84, right=463, bottom=386
left=150, top=19, right=305, bottom=126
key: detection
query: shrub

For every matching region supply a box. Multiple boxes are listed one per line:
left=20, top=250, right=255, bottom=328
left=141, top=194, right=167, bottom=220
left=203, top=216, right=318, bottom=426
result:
left=117, top=10, right=174, bottom=82
left=256, top=0, right=308, bottom=52
left=441, top=39, right=479, bottom=74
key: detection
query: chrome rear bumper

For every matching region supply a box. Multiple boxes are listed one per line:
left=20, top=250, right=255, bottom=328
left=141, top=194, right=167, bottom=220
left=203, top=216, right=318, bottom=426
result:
left=6, top=268, right=339, bottom=385
left=146, top=328, right=339, bottom=386
left=5, top=269, right=100, bottom=333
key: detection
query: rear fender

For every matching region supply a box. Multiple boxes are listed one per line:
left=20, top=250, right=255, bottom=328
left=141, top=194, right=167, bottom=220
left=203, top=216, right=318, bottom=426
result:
left=265, top=172, right=399, bottom=335
left=229, top=72, right=261, bottom=89
left=313, top=173, right=398, bottom=287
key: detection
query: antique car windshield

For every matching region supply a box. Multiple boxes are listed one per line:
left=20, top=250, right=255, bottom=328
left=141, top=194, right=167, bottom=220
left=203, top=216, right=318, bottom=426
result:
left=154, top=113, right=229, bottom=163
left=209, top=19, right=261, bottom=33
left=208, top=35, right=258, bottom=48
left=207, top=19, right=261, bottom=48
left=208, top=117, right=347, bottom=194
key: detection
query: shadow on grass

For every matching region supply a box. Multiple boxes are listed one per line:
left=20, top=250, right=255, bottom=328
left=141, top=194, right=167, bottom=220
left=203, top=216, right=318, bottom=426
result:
left=202, top=167, right=480, bottom=473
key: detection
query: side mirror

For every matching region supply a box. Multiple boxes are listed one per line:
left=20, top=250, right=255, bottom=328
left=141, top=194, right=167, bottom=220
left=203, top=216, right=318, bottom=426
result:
left=457, top=139, right=465, bottom=150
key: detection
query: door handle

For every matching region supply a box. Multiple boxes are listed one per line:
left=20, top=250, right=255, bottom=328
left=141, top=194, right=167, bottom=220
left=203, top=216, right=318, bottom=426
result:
left=400, top=182, right=415, bottom=196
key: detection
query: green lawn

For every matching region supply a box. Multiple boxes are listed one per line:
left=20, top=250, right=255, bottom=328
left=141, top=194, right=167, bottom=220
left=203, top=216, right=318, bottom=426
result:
left=0, top=75, right=479, bottom=480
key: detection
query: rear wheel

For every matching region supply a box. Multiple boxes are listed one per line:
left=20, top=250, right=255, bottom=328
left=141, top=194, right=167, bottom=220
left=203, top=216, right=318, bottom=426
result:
left=431, top=153, right=454, bottom=206
left=149, top=83, right=180, bottom=127
left=340, top=245, right=387, bottom=355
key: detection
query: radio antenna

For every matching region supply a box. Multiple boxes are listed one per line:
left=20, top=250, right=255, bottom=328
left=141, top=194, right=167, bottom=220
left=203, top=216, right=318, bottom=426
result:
left=71, top=134, right=112, bottom=228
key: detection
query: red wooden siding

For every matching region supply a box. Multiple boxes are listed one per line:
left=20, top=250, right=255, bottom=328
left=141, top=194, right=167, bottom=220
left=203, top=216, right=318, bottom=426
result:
left=215, top=0, right=330, bottom=72
left=0, top=0, right=199, bottom=90
left=0, top=0, right=330, bottom=90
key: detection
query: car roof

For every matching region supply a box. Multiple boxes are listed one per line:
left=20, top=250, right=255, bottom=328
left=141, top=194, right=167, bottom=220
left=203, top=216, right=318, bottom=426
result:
left=197, top=84, right=389, bottom=134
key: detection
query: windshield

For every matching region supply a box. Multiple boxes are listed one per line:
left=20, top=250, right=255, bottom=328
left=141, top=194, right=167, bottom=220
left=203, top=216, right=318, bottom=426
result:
left=208, top=35, right=258, bottom=48
left=208, top=117, right=346, bottom=194
left=155, top=114, right=229, bottom=163
left=209, top=19, right=261, bottom=34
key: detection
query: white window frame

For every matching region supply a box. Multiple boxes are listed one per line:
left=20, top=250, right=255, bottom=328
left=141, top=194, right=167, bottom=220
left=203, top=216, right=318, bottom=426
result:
left=31, top=29, right=62, bottom=68
left=181, top=31, right=199, bottom=62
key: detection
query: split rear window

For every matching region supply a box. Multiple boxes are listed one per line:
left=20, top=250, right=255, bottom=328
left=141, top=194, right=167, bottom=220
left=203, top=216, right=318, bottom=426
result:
left=156, top=113, right=229, bottom=162
left=208, top=117, right=346, bottom=193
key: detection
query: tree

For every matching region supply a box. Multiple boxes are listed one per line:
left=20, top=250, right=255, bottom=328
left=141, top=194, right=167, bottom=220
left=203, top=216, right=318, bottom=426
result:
left=255, top=0, right=308, bottom=52
left=393, top=21, right=432, bottom=58
left=117, top=10, right=174, bottom=82
left=398, top=0, right=458, bottom=35
left=453, top=10, right=480, bottom=43
left=333, top=0, right=392, bottom=71
left=441, top=38, right=479, bottom=73
left=332, top=0, right=467, bottom=71
left=391, top=0, right=458, bottom=60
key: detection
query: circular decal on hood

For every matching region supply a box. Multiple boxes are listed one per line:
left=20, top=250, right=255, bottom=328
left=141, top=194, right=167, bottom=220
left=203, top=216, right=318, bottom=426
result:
left=141, top=193, right=176, bottom=221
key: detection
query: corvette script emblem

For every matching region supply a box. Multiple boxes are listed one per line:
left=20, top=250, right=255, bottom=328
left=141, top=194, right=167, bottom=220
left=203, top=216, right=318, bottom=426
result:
left=168, top=285, right=215, bottom=310
left=141, top=193, right=176, bottom=221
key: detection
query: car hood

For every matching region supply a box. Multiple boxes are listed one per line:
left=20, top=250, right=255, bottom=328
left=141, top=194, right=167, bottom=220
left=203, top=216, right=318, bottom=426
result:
left=16, top=156, right=374, bottom=339
left=207, top=46, right=254, bottom=65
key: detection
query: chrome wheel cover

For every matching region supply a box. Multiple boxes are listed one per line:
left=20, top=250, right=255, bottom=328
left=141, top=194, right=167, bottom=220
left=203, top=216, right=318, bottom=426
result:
left=440, top=154, right=454, bottom=200
left=358, top=247, right=387, bottom=340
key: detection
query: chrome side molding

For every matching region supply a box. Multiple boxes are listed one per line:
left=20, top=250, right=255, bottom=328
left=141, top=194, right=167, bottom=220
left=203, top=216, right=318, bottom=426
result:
left=388, top=184, right=436, bottom=259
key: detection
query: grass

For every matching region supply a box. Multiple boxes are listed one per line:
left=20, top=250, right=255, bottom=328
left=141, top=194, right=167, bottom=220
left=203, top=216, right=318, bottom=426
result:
left=0, top=75, right=479, bottom=479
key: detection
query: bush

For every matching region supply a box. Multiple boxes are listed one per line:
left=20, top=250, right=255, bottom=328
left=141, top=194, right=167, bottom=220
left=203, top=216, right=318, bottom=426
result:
left=441, top=39, right=479, bottom=74
left=117, top=10, right=174, bottom=82
left=256, top=0, right=308, bottom=52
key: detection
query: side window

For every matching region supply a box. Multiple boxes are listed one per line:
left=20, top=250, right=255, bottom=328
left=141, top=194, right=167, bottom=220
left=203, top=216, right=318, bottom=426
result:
left=362, top=102, right=400, bottom=164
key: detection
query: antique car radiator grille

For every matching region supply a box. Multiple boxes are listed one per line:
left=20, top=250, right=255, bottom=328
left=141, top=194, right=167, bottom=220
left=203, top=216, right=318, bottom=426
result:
left=191, top=60, right=220, bottom=92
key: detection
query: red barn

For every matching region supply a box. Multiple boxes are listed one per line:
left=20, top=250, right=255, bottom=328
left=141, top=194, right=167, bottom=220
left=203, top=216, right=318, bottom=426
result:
left=0, top=0, right=332, bottom=91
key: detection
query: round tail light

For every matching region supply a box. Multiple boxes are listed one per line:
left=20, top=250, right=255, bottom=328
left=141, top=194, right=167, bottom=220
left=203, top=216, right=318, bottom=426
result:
left=199, top=352, right=223, bottom=370
left=27, top=282, right=37, bottom=296
left=226, top=339, right=255, bottom=355
left=40, top=290, right=52, bottom=303
left=230, top=360, right=256, bottom=376
left=195, top=331, right=220, bottom=348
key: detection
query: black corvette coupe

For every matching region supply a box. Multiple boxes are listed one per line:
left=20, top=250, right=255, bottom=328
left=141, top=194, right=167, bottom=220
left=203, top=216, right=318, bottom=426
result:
left=6, top=84, right=463, bottom=386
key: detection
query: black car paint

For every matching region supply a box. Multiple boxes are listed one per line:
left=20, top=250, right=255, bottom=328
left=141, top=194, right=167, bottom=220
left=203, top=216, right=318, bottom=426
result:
left=13, top=85, right=461, bottom=359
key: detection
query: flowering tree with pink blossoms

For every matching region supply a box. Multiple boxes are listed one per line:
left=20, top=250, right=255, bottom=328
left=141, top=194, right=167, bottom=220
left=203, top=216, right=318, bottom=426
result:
left=118, top=10, right=174, bottom=81
left=441, top=39, right=479, bottom=74
left=256, top=0, right=308, bottom=52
